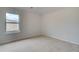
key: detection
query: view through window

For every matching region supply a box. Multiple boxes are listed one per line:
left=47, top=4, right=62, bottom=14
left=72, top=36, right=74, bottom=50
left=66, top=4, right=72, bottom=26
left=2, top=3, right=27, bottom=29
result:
left=6, top=13, right=20, bottom=32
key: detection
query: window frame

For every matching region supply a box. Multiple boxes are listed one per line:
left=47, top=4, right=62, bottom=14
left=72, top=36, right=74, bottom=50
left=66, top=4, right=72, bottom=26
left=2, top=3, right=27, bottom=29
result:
left=6, top=12, right=20, bottom=34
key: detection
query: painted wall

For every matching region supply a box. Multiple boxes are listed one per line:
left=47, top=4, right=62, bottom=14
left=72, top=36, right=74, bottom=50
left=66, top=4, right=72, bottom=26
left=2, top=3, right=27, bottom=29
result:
left=17, top=10, right=41, bottom=39
left=0, top=8, right=41, bottom=44
left=42, top=8, right=79, bottom=45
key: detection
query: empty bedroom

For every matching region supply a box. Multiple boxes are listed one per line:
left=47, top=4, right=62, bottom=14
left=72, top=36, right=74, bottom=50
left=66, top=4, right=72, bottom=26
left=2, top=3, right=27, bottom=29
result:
left=0, top=7, right=79, bottom=52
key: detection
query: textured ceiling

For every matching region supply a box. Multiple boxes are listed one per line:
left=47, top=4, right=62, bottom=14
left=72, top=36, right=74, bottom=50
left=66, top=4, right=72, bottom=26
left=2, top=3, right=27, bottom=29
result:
left=14, top=7, right=64, bottom=15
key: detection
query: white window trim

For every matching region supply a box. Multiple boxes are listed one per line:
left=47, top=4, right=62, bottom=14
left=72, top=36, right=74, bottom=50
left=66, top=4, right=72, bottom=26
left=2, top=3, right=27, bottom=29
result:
left=6, top=30, right=20, bottom=34
left=6, top=12, right=20, bottom=34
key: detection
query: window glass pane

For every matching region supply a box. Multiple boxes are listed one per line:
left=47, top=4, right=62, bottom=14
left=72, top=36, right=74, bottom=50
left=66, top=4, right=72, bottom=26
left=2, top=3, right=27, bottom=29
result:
left=6, top=13, right=20, bottom=32
left=6, top=13, right=19, bottom=22
left=6, top=23, right=20, bottom=32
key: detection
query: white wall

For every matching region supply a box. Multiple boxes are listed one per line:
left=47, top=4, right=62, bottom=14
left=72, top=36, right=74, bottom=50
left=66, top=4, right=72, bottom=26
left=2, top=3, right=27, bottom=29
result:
left=42, top=8, right=79, bottom=45
left=17, top=10, right=41, bottom=39
left=0, top=8, right=41, bottom=44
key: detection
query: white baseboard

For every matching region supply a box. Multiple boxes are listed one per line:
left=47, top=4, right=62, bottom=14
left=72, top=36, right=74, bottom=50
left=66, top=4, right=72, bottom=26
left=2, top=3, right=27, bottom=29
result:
left=44, top=34, right=79, bottom=45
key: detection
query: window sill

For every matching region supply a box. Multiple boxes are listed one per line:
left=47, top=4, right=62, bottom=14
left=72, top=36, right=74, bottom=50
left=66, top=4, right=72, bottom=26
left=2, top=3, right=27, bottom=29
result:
left=6, top=31, right=20, bottom=34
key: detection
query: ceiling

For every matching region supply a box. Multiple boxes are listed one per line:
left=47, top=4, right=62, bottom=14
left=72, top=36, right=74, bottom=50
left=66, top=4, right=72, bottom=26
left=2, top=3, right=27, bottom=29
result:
left=15, top=7, right=64, bottom=15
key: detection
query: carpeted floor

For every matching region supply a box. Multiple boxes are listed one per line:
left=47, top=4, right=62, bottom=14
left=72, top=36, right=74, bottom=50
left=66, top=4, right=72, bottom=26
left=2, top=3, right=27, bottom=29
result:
left=0, top=36, right=79, bottom=52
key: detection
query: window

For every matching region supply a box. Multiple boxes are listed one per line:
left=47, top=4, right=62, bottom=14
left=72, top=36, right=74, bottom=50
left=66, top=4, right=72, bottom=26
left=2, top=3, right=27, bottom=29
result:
left=6, top=13, right=20, bottom=33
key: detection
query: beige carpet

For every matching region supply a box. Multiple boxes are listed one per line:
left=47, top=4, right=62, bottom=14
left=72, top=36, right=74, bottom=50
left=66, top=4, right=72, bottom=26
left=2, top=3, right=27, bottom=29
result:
left=0, top=36, right=79, bottom=52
